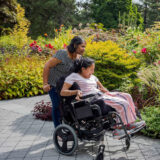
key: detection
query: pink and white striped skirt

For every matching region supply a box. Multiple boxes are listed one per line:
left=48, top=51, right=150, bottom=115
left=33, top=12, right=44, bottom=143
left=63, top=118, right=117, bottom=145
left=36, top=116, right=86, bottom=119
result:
left=101, top=92, right=137, bottom=125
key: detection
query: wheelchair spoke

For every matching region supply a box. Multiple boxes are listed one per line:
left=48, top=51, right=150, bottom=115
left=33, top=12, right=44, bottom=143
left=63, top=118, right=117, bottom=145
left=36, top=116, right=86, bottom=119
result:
left=62, top=141, right=68, bottom=152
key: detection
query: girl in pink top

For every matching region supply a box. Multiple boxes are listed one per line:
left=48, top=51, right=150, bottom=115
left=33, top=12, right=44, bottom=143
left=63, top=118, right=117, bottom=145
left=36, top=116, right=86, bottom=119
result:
left=60, top=57, right=145, bottom=139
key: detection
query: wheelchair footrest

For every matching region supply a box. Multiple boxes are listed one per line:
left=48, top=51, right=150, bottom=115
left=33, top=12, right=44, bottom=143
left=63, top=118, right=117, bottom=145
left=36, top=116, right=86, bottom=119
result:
left=129, top=124, right=146, bottom=135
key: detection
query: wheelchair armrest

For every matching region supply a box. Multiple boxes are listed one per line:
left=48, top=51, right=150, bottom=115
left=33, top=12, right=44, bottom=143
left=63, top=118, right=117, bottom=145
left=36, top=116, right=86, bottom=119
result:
left=71, top=94, right=97, bottom=107
left=81, top=94, right=97, bottom=99
left=71, top=99, right=88, bottom=108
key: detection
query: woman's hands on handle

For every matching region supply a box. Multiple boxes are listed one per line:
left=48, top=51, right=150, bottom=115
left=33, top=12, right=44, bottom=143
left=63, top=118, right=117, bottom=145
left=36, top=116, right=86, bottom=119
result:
left=43, top=84, right=51, bottom=92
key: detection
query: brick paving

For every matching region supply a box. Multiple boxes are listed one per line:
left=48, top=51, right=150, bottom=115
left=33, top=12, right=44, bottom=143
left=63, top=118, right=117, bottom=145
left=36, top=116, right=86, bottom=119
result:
left=0, top=95, right=160, bottom=160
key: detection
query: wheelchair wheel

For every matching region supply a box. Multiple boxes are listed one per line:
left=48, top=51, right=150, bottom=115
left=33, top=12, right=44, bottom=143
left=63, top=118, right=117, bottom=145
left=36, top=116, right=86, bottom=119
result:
left=53, top=124, right=78, bottom=156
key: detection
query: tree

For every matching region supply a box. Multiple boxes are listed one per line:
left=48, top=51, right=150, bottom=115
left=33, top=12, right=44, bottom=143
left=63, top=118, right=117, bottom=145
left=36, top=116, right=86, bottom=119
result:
left=139, top=0, right=160, bottom=28
left=76, top=0, right=94, bottom=25
left=89, top=0, right=143, bottom=28
left=0, top=0, right=18, bottom=35
left=18, top=0, right=78, bottom=38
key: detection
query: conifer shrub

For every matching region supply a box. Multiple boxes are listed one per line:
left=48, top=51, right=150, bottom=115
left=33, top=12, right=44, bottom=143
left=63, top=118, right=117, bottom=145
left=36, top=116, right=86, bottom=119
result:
left=85, top=38, right=140, bottom=90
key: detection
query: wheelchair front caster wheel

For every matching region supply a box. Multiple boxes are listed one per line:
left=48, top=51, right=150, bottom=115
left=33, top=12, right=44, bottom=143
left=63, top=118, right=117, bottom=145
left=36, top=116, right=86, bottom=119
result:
left=124, top=138, right=130, bottom=151
left=53, top=124, right=78, bottom=156
left=95, top=145, right=105, bottom=160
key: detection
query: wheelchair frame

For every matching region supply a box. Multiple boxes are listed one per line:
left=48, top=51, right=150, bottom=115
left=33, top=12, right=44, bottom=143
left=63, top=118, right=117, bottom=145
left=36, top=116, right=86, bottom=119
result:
left=52, top=94, right=139, bottom=156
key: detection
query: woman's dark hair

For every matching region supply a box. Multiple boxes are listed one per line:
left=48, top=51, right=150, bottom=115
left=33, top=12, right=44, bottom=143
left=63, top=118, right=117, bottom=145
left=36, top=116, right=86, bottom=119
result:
left=67, top=36, right=85, bottom=54
left=73, top=57, right=95, bottom=73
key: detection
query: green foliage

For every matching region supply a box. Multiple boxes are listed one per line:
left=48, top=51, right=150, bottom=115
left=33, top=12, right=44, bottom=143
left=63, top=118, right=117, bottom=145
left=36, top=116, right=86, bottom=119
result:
left=138, top=0, right=160, bottom=28
left=11, top=3, right=30, bottom=48
left=89, top=23, right=107, bottom=31
left=118, top=4, right=144, bottom=30
left=136, top=61, right=160, bottom=107
left=0, top=0, right=18, bottom=35
left=89, top=0, right=143, bottom=29
left=0, top=54, right=48, bottom=100
left=85, top=38, right=140, bottom=90
left=138, top=63, right=160, bottom=95
left=18, top=0, right=78, bottom=38
left=141, top=106, right=160, bottom=138
left=52, top=26, right=74, bottom=50
left=118, top=21, right=160, bottom=65
left=33, top=26, right=73, bottom=54
left=0, top=3, right=30, bottom=52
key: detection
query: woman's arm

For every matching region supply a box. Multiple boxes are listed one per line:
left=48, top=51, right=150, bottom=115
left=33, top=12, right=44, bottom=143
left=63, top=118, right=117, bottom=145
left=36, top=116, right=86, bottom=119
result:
left=43, top=57, right=61, bottom=92
left=97, top=81, right=109, bottom=93
left=60, top=82, right=82, bottom=97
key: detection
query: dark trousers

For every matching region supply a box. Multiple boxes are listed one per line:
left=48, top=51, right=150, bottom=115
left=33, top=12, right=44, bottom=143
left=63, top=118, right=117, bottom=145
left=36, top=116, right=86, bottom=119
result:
left=48, top=86, right=60, bottom=128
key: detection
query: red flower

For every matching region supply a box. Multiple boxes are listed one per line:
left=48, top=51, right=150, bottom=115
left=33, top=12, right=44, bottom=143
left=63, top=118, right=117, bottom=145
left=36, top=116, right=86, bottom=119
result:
left=141, top=48, right=147, bottom=54
left=29, top=41, right=37, bottom=47
left=132, top=50, right=137, bottom=54
left=63, top=43, right=67, bottom=49
left=48, top=44, right=53, bottom=49
left=158, top=61, right=160, bottom=65
left=29, top=43, right=34, bottom=47
left=45, top=44, right=48, bottom=47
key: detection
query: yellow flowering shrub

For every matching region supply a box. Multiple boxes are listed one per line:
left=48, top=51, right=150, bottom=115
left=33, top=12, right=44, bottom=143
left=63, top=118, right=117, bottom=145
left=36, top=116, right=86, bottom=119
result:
left=85, top=39, right=140, bottom=89
left=11, top=4, right=30, bottom=49
left=0, top=4, right=30, bottom=51
left=0, top=55, right=48, bottom=100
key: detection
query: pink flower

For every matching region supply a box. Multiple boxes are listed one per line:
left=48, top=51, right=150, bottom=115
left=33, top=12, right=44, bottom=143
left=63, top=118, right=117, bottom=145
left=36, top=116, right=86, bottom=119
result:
left=63, top=43, right=67, bottom=49
left=141, top=48, right=147, bottom=54
left=158, top=61, right=160, bottom=65
left=153, top=62, right=157, bottom=66
left=38, top=46, right=42, bottom=52
left=132, top=50, right=137, bottom=54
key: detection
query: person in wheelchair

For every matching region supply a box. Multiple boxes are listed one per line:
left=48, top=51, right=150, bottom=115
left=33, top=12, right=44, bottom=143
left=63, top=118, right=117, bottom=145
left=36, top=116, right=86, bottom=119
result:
left=60, top=57, right=146, bottom=139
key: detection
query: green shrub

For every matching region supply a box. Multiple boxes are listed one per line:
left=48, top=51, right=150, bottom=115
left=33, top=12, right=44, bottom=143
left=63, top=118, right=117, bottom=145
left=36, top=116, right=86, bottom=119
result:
left=137, top=62, right=160, bottom=107
left=118, top=22, right=160, bottom=65
left=141, top=106, right=160, bottom=138
left=0, top=4, right=30, bottom=53
left=85, top=38, right=140, bottom=90
left=0, top=54, right=48, bottom=100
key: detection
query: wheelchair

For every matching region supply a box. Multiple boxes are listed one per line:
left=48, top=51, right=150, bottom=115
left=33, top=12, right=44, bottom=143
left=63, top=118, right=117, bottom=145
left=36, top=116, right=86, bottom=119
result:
left=53, top=83, right=144, bottom=158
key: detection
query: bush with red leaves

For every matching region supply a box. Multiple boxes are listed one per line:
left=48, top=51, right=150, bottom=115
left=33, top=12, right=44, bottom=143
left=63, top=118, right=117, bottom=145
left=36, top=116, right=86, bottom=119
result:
left=32, top=100, right=52, bottom=121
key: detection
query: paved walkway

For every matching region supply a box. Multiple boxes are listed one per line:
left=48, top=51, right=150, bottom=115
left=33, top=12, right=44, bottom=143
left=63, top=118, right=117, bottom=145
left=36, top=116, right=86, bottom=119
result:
left=0, top=95, right=160, bottom=160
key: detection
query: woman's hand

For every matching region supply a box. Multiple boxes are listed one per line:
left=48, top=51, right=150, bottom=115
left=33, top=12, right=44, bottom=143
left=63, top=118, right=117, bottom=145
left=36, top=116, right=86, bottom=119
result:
left=75, top=90, right=82, bottom=101
left=99, top=87, right=109, bottom=93
left=43, top=84, right=51, bottom=92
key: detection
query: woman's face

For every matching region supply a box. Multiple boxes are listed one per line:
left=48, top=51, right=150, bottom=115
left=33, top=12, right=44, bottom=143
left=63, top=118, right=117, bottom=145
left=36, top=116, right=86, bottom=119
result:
left=75, top=42, right=86, bottom=55
left=81, top=63, right=95, bottom=78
